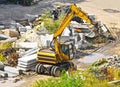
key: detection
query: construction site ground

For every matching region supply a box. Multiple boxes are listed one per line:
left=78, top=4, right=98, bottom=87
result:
left=0, top=0, right=120, bottom=87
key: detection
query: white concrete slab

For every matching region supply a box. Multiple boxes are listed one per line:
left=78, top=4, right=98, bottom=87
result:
left=18, top=54, right=37, bottom=63
left=4, top=66, right=22, bottom=75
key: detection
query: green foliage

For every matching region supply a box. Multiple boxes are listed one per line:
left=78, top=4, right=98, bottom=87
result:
left=41, top=11, right=63, bottom=33
left=86, top=36, right=107, bottom=44
left=82, top=70, right=108, bottom=87
left=32, top=71, right=84, bottom=87
left=0, top=53, right=6, bottom=62
left=113, top=68, right=120, bottom=80
left=0, top=42, right=12, bottom=50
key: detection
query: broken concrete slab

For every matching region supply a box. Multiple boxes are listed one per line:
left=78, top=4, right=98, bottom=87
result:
left=40, top=34, right=53, bottom=47
left=0, top=62, right=4, bottom=70
left=4, top=66, right=23, bottom=76
left=2, top=29, right=19, bottom=38
left=18, top=54, right=37, bottom=63
left=18, top=66, right=36, bottom=71
left=22, top=48, right=39, bottom=57
left=18, top=63, right=36, bottom=71
left=18, top=62, right=36, bottom=68
left=0, top=70, right=8, bottom=78
left=0, top=34, right=9, bottom=40
left=18, top=59, right=36, bottom=66
left=14, top=42, right=38, bottom=49
left=5, top=37, right=17, bottom=42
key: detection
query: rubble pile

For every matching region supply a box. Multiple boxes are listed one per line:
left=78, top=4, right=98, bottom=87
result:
left=90, top=55, right=120, bottom=80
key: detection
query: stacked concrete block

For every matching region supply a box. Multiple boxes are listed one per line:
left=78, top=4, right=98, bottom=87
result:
left=18, top=54, right=37, bottom=71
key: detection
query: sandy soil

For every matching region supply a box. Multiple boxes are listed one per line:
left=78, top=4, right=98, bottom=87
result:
left=77, top=0, right=120, bottom=55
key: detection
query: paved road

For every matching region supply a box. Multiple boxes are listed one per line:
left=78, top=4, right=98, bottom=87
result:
left=0, top=0, right=83, bottom=24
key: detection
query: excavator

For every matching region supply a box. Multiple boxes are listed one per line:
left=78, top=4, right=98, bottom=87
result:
left=35, top=4, right=94, bottom=76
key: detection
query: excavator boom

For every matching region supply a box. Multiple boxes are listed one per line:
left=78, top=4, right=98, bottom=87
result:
left=53, top=4, right=93, bottom=38
left=53, top=4, right=93, bottom=62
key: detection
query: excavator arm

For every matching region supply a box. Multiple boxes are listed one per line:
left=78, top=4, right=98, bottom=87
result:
left=53, top=4, right=93, bottom=38
left=36, top=4, right=95, bottom=76
left=53, top=4, right=94, bottom=62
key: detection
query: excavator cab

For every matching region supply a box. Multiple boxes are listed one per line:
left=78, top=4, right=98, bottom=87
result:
left=60, top=41, right=75, bottom=60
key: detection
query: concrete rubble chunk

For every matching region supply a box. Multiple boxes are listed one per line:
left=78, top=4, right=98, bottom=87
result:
left=0, top=34, right=9, bottom=40
left=0, top=62, right=4, bottom=70
left=17, top=48, right=39, bottom=57
left=14, top=42, right=38, bottom=49
left=4, top=66, right=23, bottom=77
left=23, top=48, right=39, bottom=57
left=2, top=29, right=19, bottom=38
left=0, top=70, right=8, bottom=78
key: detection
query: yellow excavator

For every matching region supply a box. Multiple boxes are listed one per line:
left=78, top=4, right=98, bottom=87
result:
left=35, top=4, right=94, bottom=76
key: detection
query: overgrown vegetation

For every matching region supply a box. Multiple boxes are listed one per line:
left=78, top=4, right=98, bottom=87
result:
left=82, top=70, right=108, bottom=87
left=0, top=42, right=12, bottom=50
left=0, top=53, right=6, bottom=62
left=32, top=69, right=120, bottom=87
left=32, top=71, right=84, bottom=87
left=86, top=36, right=108, bottom=44
left=40, top=11, right=63, bottom=33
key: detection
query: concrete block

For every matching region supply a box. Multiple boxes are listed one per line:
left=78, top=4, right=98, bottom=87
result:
left=0, top=70, right=8, bottom=78
left=18, top=66, right=35, bottom=71
left=23, top=48, right=38, bottom=57
left=18, top=54, right=37, bottom=63
left=0, top=62, right=4, bottom=70
left=18, top=63, right=36, bottom=68
left=18, top=61, right=36, bottom=66
left=15, top=42, right=38, bottom=49
left=4, top=66, right=23, bottom=75
left=0, top=34, right=9, bottom=40
left=2, top=29, right=19, bottom=37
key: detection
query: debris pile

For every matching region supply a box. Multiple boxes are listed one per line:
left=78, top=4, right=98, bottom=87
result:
left=90, top=55, right=120, bottom=80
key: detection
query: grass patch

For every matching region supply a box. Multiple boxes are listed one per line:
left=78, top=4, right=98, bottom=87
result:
left=40, top=11, right=63, bottom=33
left=0, top=42, right=12, bottom=50
left=0, top=53, right=6, bottom=62
left=32, top=70, right=115, bottom=87
left=32, top=71, right=84, bottom=87
left=82, top=70, right=108, bottom=87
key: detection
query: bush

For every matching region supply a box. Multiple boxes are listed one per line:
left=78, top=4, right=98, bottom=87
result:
left=41, top=11, right=63, bottom=33
left=32, top=71, right=84, bottom=87
left=0, top=53, right=6, bottom=62
left=82, top=70, right=108, bottom=87
left=0, top=42, right=12, bottom=50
